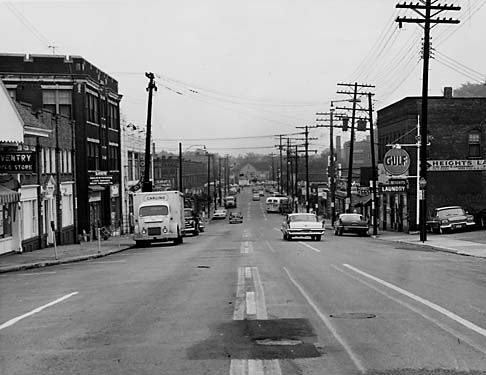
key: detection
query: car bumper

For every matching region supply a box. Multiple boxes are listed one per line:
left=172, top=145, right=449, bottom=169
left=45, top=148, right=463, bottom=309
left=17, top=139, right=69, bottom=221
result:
left=440, top=222, right=475, bottom=230
left=286, top=229, right=325, bottom=236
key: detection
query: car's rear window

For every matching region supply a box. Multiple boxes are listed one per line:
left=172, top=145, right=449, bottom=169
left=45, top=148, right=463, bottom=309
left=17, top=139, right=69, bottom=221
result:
left=437, top=208, right=465, bottom=218
left=290, top=214, right=317, bottom=222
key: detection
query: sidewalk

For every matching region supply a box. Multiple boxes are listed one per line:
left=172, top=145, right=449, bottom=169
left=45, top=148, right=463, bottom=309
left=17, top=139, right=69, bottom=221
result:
left=0, top=234, right=135, bottom=274
left=376, top=230, right=486, bottom=258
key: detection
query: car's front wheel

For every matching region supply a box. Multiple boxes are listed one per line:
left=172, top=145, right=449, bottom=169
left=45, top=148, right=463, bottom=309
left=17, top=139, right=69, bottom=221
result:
left=315, top=235, right=321, bottom=241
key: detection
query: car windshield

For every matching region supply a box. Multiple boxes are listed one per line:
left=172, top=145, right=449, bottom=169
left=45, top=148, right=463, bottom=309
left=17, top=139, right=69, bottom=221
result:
left=437, top=208, right=465, bottom=218
left=184, top=209, right=193, bottom=217
left=341, top=214, right=364, bottom=221
left=289, top=214, right=317, bottom=222
left=139, top=205, right=169, bottom=217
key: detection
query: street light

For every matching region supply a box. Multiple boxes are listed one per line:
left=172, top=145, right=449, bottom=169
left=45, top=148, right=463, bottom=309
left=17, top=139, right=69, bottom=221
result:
left=178, top=143, right=206, bottom=194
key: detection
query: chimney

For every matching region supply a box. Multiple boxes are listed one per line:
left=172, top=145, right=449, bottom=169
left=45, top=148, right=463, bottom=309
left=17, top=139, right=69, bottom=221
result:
left=443, top=87, right=453, bottom=98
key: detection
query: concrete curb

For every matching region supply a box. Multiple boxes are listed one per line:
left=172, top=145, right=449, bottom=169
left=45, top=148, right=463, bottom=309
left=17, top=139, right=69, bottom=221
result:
left=374, top=236, right=486, bottom=258
left=0, top=245, right=134, bottom=274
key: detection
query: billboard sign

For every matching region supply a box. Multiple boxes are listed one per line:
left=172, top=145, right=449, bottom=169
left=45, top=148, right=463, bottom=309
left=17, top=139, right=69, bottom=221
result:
left=383, top=148, right=410, bottom=176
left=0, top=151, right=36, bottom=173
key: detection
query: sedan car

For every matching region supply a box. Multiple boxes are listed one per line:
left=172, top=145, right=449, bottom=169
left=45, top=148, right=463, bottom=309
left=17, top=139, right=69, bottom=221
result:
left=229, top=211, right=243, bottom=224
left=427, top=205, right=475, bottom=234
left=212, top=208, right=227, bottom=220
left=252, top=193, right=260, bottom=201
left=334, top=213, right=369, bottom=236
left=281, top=213, right=325, bottom=241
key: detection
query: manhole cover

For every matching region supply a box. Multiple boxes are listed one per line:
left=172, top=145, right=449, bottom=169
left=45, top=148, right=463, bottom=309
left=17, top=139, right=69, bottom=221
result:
left=255, top=338, right=303, bottom=346
left=329, top=312, right=376, bottom=319
left=197, top=265, right=210, bottom=269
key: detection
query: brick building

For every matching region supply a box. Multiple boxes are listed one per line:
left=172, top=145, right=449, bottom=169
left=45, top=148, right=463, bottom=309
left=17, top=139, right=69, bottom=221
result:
left=0, top=54, right=123, bottom=239
left=377, top=89, right=486, bottom=232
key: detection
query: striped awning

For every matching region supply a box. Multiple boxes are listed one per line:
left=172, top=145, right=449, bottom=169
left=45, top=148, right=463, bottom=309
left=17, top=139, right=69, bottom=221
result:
left=0, top=185, right=21, bottom=204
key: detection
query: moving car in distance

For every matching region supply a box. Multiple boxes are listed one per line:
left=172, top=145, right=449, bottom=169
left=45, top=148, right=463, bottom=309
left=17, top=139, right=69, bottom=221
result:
left=252, top=193, right=260, bottom=201
left=224, top=195, right=237, bottom=209
left=183, top=208, right=200, bottom=236
left=266, top=196, right=282, bottom=213
left=334, top=213, right=369, bottom=236
left=229, top=211, right=243, bottom=224
left=281, top=213, right=325, bottom=241
left=213, top=208, right=227, bottom=220
left=427, top=205, right=475, bottom=234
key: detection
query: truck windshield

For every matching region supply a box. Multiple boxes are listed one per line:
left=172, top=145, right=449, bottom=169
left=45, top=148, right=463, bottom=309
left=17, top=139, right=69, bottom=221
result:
left=139, top=205, right=169, bottom=217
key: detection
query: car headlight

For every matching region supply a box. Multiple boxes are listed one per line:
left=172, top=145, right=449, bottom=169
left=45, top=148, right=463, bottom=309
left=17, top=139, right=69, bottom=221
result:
left=141, top=228, right=147, bottom=234
left=440, top=219, right=449, bottom=224
left=163, top=226, right=168, bottom=233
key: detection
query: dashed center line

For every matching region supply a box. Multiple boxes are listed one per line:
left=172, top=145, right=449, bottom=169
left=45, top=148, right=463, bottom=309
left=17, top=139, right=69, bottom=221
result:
left=298, top=242, right=321, bottom=253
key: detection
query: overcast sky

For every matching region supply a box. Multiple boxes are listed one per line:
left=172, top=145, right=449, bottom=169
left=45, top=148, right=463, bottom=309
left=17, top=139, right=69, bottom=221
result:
left=1, top=0, right=485, bottom=155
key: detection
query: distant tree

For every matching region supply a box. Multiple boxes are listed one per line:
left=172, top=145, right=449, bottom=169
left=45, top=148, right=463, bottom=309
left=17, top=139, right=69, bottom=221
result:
left=454, top=82, right=486, bottom=97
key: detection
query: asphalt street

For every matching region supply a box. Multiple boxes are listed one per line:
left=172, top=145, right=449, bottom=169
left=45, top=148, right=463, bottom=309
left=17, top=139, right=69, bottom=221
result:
left=1, top=189, right=486, bottom=375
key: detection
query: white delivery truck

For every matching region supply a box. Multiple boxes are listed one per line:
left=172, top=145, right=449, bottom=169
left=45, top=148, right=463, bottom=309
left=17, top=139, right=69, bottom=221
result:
left=132, top=190, right=185, bottom=246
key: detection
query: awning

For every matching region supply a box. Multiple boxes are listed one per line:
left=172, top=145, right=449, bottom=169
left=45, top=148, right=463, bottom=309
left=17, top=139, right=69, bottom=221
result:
left=89, top=185, right=106, bottom=192
left=0, top=81, right=24, bottom=143
left=0, top=185, right=21, bottom=204
left=354, top=196, right=372, bottom=207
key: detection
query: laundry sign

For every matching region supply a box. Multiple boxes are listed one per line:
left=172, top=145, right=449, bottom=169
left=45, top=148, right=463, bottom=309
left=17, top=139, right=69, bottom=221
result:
left=0, top=151, right=36, bottom=173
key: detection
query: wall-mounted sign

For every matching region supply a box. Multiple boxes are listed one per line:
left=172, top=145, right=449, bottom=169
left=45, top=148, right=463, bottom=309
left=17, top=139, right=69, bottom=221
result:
left=427, top=159, right=486, bottom=171
left=383, top=148, right=410, bottom=176
left=0, top=151, right=36, bottom=173
left=89, top=170, right=113, bottom=185
left=380, top=179, right=408, bottom=193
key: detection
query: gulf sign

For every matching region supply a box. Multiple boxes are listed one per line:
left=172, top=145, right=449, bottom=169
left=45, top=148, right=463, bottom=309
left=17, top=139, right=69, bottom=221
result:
left=383, top=148, right=410, bottom=176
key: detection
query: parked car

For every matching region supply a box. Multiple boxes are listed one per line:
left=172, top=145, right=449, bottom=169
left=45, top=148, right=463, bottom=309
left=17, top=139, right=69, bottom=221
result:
left=229, top=211, right=243, bottom=224
left=334, top=213, right=370, bottom=236
left=427, top=205, right=475, bottom=234
left=213, top=208, right=227, bottom=220
left=281, top=213, right=325, bottom=241
left=183, top=208, right=200, bottom=236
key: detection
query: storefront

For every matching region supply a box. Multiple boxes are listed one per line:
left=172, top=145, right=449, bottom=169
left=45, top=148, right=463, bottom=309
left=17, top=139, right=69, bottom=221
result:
left=0, top=185, right=21, bottom=254
left=379, top=180, right=409, bottom=232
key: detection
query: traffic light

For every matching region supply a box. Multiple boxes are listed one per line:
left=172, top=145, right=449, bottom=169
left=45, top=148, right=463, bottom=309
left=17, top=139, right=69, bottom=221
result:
left=357, top=119, right=367, bottom=131
left=342, top=117, right=349, bottom=131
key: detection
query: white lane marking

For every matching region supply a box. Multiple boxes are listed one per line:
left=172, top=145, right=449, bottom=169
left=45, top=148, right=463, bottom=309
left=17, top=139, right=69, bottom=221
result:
left=0, top=292, right=79, bottom=331
left=298, top=241, right=321, bottom=253
left=273, top=227, right=280, bottom=232
left=343, top=263, right=486, bottom=339
left=92, top=260, right=127, bottom=264
left=1, top=271, right=57, bottom=277
left=283, top=267, right=366, bottom=373
left=248, top=359, right=264, bottom=375
left=233, top=268, right=246, bottom=320
left=333, top=265, right=486, bottom=356
left=252, top=267, right=268, bottom=320
left=230, top=359, right=246, bottom=374
left=246, top=291, right=257, bottom=315
left=265, top=241, right=276, bottom=253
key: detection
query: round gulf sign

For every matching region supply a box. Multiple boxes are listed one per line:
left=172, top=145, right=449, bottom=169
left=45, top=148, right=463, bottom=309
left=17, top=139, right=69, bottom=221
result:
left=383, top=148, right=410, bottom=176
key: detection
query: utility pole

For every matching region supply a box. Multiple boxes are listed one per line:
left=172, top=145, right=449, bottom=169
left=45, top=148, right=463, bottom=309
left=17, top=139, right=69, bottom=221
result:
left=207, top=153, right=211, bottom=216
left=337, top=82, right=375, bottom=212
left=368, top=93, right=378, bottom=236
left=178, top=142, right=183, bottom=193
left=286, top=138, right=291, bottom=195
left=142, top=72, right=157, bottom=192
left=396, top=0, right=460, bottom=242
left=279, top=135, right=283, bottom=194
left=294, top=145, right=299, bottom=209
left=218, top=156, right=222, bottom=206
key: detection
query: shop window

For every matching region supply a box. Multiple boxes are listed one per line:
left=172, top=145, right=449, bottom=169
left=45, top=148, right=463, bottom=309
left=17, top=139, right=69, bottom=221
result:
left=469, top=131, right=481, bottom=158
left=0, top=204, right=13, bottom=239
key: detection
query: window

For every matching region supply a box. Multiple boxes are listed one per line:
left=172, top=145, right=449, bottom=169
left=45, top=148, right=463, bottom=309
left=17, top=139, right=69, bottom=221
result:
left=469, top=131, right=481, bottom=158
left=128, top=152, right=134, bottom=180
left=22, top=200, right=38, bottom=239
left=87, top=94, right=99, bottom=123
left=42, top=89, right=72, bottom=117
left=87, top=142, right=100, bottom=170
left=109, top=146, right=119, bottom=171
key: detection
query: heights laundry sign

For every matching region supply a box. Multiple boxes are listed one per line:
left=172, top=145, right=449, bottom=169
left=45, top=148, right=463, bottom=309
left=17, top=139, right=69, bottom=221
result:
left=427, top=159, right=486, bottom=171
left=0, top=151, right=36, bottom=172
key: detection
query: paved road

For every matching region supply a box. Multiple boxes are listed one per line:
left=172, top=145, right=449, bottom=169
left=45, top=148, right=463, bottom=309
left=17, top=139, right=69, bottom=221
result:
left=1, top=189, right=486, bottom=375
